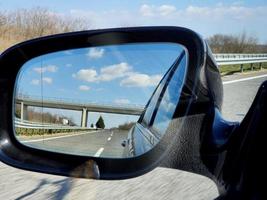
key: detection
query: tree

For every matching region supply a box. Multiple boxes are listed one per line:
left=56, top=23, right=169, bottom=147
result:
left=207, top=31, right=258, bottom=53
left=96, top=116, right=105, bottom=129
left=0, top=7, right=88, bottom=51
left=90, top=123, right=94, bottom=128
left=118, top=122, right=136, bottom=130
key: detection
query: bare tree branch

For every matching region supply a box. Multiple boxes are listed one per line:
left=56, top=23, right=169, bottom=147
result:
left=207, top=31, right=260, bottom=53
left=0, top=7, right=88, bottom=51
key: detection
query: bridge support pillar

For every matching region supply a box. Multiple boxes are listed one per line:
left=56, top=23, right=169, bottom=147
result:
left=81, top=108, right=88, bottom=127
left=20, top=102, right=28, bottom=121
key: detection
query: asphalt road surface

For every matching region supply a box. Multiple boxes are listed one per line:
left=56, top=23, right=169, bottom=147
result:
left=21, top=129, right=128, bottom=158
left=222, top=72, right=267, bottom=121
left=1, top=72, right=266, bottom=200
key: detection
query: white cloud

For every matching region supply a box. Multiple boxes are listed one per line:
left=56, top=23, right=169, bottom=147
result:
left=114, top=98, right=130, bottom=104
left=139, top=4, right=262, bottom=20
left=87, top=48, right=105, bottom=59
left=72, top=69, right=98, bottom=82
left=73, top=62, right=162, bottom=88
left=140, top=4, right=176, bottom=17
left=67, top=4, right=267, bottom=43
left=79, top=85, right=91, bottom=91
left=98, top=62, right=132, bottom=81
left=73, top=62, right=132, bottom=82
left=42, top=77, right=53, bottom=84
left=33, top=65, right=58, bottom=74
left=120, top=73, right=162, bottom=88
left=140, top=4, right=155, bottom=17
left=184, top=5, right=256, bottom=20
left=159, top=5, right=176, bottom=16
left=46, top=65, right=58, bottom=72
left=30, top=77, right=53, bottom=85
left=31, top=79, right=40, bottom=85
left=33, top=68, right=45, bottom=74
left=160, top=88, right=176, bottom=112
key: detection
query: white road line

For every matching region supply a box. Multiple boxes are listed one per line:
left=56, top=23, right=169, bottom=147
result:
left=223, top=74, right=267, bottom=85
left=94, top=147, right=104, bottom=157
left=111, top=132, right=113, bottom=136
left=21, top=130, right=100, bottom=143
left=107, top=137, right=111, bottom=141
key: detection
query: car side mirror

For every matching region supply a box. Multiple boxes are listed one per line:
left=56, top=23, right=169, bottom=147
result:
left=0, top=26, right=223, bottom=180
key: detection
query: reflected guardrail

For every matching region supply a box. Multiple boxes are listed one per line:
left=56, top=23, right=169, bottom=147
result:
left=15, top=118, right=94, bottom=130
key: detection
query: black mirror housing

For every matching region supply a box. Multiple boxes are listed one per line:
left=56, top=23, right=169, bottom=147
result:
left=0, top=26, right=222, bottom=180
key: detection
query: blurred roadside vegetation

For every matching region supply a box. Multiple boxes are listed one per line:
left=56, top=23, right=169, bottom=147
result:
left=207, top=32, right=267, bottom=75
left=0, top=7, right=87, bottom=51
left=1, top=7, right=267, bottom=75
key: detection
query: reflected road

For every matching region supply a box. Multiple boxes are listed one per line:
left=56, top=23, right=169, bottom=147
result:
left=20, top=129, right=128, bottom=158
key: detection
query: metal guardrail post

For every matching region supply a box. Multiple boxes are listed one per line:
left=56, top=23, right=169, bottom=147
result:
left=240, top=64, right=244, bottom=73
left=260, top=63, right=262, bottom=70
left=250, top=63, right=253, bottom=71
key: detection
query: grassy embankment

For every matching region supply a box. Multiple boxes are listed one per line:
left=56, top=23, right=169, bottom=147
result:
left=219, top=62, right=267, bottom=76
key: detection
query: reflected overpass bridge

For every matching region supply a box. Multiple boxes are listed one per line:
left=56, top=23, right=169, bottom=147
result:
left=15, top=96, right=144, bottom=127
left=14, top=54, right=267, bottom=127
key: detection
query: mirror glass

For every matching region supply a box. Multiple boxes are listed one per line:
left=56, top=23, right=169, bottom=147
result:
left=14, top=42, right=188, bottom=158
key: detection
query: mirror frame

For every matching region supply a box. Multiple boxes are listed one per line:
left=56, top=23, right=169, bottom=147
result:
left=0, top=26, right=211, bottom=179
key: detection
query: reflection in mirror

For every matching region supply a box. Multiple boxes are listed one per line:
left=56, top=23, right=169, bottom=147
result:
left=14, top=43, right=187, bottom=158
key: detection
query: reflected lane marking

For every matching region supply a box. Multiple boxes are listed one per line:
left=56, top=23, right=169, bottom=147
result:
left=223, top=74, right=267, bottom=85
left=94, top=147, right=104, bottom=157
left=107, top=137, right=111, bottom=141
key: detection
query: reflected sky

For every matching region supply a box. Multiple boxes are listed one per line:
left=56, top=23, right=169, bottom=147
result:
left=152, top=54, right=187, bottom=135
left=16, top=43, right=185, bottom=128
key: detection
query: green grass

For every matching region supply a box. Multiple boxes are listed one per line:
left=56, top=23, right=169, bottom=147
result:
left=219, top=62, right=267, bottom=76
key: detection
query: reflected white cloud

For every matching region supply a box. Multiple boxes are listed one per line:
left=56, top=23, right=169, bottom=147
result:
left=79, top=85, right=91, bottom=91
left=72, top=69, right=98, bottom=82
left=87, top=48, right=105, bottom=59
left=33, top=65, right=58, bottom=74
left=120, top=73, right=162, bottom=87
left=31, top=77, right=53, bottom=85
left=98, top=62, right=132, bottom=81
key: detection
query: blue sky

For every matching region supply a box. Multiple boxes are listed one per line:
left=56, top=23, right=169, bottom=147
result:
left=7, top=0, right=266, bottom=127
left=16, top=43, right=184, bottom=128
left=1, top=0, right=267, bottom=43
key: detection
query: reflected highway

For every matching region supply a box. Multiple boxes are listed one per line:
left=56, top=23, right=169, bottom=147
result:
left=20, top=129, right=128, bottom=158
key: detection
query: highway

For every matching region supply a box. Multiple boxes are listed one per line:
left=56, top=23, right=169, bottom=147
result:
left=21, top=129, right=128, bottom=158
left=222, top=71, right=267, bottom=121
left=0, top=71, right=266, bottom=200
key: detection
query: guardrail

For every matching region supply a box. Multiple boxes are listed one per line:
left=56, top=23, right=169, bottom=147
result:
left=15, top=118, right=94, bottom=130
left=213, top=54, right=267, bottom=72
